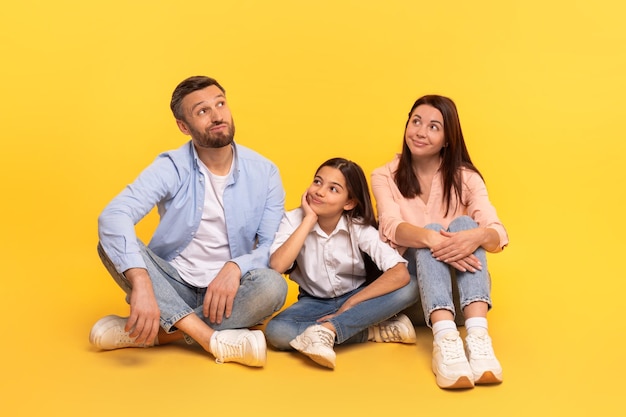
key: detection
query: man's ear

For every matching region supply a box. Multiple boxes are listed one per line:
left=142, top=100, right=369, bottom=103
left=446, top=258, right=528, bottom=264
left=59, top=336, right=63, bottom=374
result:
left=176, top=119, right=190, bottom=135
left=343, top=199, right=357, bottom=211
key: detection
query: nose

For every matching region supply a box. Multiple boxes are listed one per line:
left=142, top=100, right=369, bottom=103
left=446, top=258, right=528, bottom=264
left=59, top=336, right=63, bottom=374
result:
left=210, top=108, right=223, bottom=123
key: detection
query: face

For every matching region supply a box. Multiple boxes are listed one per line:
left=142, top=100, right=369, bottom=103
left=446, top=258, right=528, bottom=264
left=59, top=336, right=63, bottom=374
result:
left=176, top=85, right=235, bottom=149
left=404, top=104, right=446, bottom=159
left=306, top=166, right=356, bottom=218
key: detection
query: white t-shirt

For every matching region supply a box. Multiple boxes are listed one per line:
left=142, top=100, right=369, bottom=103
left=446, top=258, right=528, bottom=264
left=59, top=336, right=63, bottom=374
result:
left=269, top=208, right=407, bottom=298
left=170, top=161, right=232, bottom=287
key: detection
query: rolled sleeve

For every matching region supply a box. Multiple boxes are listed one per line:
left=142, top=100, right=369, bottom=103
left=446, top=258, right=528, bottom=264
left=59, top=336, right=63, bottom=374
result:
left=358, top=225, right=407, bottom=271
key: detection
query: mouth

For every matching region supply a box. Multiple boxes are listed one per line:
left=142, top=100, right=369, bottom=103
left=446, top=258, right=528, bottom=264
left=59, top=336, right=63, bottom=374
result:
left=209, top=123, right=228, bottom=132
left=410, top=139, right=428, bottom=147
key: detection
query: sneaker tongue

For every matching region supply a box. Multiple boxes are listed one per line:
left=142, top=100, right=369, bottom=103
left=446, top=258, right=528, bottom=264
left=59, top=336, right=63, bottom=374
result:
left=441, top=336, right=464, bottom=360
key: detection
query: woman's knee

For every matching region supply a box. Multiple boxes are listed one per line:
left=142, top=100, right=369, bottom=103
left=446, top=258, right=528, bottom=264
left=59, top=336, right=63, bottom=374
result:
left=448, top=216, right=478, bottom=232
left=425, top=223, right=444, bottom=232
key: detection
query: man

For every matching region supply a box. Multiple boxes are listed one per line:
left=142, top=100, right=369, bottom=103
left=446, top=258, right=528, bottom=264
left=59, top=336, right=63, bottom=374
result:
left=90, top=76, right=288, bottom=367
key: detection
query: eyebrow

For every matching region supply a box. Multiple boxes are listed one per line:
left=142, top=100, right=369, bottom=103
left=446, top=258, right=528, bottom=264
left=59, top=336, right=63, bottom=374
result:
left=414, top=114, right=443, bottom=126
left=190, top=94, right=226, bottom=112
left=315, top=175, right=346, bottom=190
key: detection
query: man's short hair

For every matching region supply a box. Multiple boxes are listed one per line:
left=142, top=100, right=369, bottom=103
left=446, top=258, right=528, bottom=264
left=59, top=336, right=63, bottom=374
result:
left=170, top=76, right=226, bottom=121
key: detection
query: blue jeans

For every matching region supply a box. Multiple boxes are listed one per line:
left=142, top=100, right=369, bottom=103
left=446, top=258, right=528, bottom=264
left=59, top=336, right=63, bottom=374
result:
left=406, top=216, right=492, bottom=328
left=265, top=275, right=419, bottom=350
left=97, top=241, right=288, bottom=333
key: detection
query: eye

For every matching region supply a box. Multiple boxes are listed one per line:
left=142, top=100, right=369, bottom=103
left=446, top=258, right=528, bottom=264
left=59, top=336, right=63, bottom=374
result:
left=429, top=124, right=439, bottom=131
left=412, top=118, right=421, bottom=126
left=313, top=178, right=322, bottom=185
left=330, top=186, right=338, bottom=193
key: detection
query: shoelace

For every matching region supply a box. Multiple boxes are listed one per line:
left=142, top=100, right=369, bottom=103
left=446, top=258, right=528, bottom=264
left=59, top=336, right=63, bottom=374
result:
left=114, top=328, right=138, bottom=346
left=214, top=336, right=244, bottom=364
left=440, top=335, right=466, bottom=362
left=315, top=328, right=335, bottom=348
left=465, top=333, right=495, bottom=359
left=379, top=324, right=402, bottom=342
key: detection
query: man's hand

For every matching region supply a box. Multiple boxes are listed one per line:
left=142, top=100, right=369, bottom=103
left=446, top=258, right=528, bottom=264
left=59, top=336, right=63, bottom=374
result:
left=124, top=268, right=160, bottom=346
left=203, top=262, right=241, bottom=324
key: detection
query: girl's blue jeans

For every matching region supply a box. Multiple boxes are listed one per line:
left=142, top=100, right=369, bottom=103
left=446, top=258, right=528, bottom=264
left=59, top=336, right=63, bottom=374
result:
left=406, top=215, right=492, bottom=328
left=97, top=240, right=288, bottom=333
left=265, top=274, right=419, bottom=350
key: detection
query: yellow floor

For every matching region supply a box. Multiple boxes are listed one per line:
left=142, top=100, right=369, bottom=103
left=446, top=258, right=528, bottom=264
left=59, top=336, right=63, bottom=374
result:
left=2, top=245, right=623, bottom=416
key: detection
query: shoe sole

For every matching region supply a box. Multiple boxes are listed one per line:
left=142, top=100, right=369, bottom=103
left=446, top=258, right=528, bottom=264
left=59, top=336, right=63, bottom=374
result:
left=300, top=350, right=336, bottom=369
left=433, top=362, right=475, bottom=389
left=437, top=375, right=474, bottom=389
left=474, top=371, right=503, bottom=385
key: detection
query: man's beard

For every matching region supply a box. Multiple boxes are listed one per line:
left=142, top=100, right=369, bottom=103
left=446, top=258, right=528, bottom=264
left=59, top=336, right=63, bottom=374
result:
left=192, top=120, right=235, bottom=149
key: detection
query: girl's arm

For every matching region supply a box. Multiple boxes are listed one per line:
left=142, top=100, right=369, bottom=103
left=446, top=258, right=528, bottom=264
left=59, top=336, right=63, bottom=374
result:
left=269, top=193, right=318, bottom=273
left=341, top=262, right=409, bottom=310
left=317, top=262, right=409, bottom=321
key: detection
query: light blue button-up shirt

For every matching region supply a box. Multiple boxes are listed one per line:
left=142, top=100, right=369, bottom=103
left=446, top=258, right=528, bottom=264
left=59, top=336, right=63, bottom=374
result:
left=98, top=141, right=285, bottom=279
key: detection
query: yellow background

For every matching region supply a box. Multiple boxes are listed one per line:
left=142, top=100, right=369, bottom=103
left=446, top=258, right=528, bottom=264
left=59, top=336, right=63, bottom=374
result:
left=1, top=1, right=624, bottom=415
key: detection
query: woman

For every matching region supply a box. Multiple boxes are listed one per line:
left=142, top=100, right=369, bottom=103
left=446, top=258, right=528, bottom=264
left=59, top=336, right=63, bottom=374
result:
left=371, top=95, right=509, bottom=389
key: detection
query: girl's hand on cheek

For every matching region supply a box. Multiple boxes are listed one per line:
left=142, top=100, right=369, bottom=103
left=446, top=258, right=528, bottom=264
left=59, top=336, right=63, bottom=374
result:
left=301, top=192, right=318, bottom=220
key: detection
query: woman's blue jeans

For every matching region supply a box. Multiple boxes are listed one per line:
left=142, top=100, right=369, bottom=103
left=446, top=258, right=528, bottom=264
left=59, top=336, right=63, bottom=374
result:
left=97, top=240, right=288, bottom=333
left=265, top=275, right=419, bottom=350
left=406, top=216, right=492, bottom=328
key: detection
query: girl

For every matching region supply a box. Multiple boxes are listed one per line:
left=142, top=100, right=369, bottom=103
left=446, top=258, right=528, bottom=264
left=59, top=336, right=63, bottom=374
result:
left=265, top=158, right=419, bottom=369
left=371, top=95, right=509, bottom=389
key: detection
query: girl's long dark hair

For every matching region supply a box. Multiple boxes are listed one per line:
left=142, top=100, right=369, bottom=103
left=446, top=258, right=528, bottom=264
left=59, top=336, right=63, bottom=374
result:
left=395, top=95, right=482, bottom=216
left=315, top=157, right=377, bottom=228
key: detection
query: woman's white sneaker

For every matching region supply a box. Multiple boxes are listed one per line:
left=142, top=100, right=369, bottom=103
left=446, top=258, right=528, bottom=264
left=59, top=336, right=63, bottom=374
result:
left=464, top=328, right=503, bottom=384
left=432, top=331, right=474, bottom=389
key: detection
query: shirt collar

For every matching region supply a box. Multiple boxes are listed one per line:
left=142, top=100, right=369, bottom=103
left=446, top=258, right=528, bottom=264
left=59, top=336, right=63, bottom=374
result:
left=312, top=214, right=350, bottom=237
left=190, top=140, right=240, bottom=183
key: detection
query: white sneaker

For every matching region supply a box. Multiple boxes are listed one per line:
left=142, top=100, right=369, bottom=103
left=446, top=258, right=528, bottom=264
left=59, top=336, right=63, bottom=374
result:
left=465, top=328, right=503, bottom=384
left=89, top=315, right=153, bottom=350
left=289, top=325, right=336, bottom=369
left=432, top=331, right=474, bottom=389
left=209, top=329, right=267, bottom=367
left=370, top=314, right=417, bottom=344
